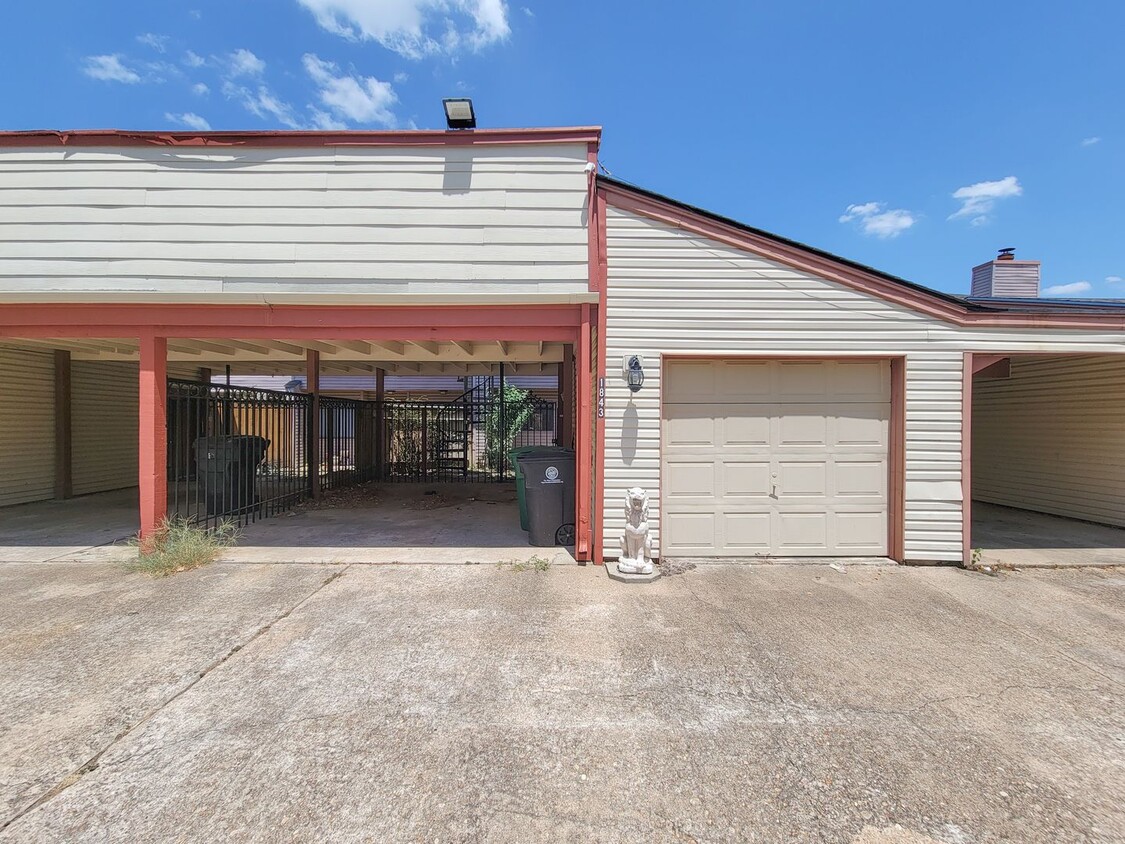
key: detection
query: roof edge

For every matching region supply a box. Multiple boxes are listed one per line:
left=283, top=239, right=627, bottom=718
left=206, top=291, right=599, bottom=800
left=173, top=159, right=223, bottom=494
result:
left=597, top=175, right=1125, bottom=328
left=0, top=127, right=602, bottom=149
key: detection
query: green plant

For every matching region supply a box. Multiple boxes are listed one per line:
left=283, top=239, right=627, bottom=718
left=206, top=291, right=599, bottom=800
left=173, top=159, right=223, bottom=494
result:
left=126, top=517, right=239, bottom=577
left=485, top=384, right=535, bottom=472
left=496, top=555, right=551, bottom=573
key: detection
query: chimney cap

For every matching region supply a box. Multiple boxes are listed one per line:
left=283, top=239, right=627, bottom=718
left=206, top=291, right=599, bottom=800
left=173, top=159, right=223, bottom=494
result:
left=997, top=247, right=1016, bottom=261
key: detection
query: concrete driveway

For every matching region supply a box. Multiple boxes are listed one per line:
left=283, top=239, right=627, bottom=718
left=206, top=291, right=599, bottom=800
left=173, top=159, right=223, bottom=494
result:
left=0, top=561, right=1122, bottom=844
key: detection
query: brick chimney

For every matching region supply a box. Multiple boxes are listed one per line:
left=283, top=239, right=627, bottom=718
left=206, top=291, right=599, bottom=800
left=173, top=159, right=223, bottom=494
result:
left=970, top=248, right=1041, bottom=298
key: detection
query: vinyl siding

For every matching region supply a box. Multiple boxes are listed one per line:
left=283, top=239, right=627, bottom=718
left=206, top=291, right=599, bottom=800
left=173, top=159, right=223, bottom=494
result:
left=0, top=348, right=55, bottom=506
left=0, top=144, right=591, bottom=301
left=972, top=356, right=1125, bottom=526
left=602, top=206, right=1125, bottom=562
left=71, top=362, right=139, bottom=496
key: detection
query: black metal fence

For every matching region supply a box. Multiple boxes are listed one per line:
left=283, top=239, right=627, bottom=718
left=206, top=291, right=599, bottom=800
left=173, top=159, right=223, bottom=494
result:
left=166, top=379, right=558, bottom=529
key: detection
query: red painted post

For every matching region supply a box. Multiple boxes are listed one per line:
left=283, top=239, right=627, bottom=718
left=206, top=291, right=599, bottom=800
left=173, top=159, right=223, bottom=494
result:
left=575, top=307, right=592, bottom=561
left=138, top=334, right=168, bottom=540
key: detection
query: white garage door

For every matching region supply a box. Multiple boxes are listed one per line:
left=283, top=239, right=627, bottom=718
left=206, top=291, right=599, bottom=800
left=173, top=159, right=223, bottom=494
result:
left=662, top=359, right=889, bottom=557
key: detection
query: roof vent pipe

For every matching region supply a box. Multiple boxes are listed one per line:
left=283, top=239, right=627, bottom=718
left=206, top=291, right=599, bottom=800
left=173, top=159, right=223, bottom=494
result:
left=996, top=247, right=1016, bottom=261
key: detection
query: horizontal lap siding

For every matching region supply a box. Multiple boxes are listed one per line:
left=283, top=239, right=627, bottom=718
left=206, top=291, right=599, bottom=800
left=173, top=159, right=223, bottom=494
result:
left=71, top=362, right=139, bottom=496
left=0, top=145, right=590, bottom=299
left=603, top=206, right=1125, bottom=563
left=0, top=348, right=55, bottom=506
left=972, top=356, right=1125, bottom=526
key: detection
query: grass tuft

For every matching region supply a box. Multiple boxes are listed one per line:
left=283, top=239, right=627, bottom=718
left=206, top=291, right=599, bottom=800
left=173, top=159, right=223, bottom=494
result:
left=126, top=517, right=239, bottom=577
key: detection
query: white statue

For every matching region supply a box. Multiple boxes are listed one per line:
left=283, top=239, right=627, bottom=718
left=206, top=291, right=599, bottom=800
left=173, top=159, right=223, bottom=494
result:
left=617, top=487, right=654, bottom=575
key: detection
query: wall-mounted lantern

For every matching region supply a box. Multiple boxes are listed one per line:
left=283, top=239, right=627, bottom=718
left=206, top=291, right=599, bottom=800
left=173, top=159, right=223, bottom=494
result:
left=623, top=354, right=645, bottom=393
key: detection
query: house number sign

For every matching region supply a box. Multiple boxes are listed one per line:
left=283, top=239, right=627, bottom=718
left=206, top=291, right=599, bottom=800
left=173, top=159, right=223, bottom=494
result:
left=597, top=377, right=606, bottom=418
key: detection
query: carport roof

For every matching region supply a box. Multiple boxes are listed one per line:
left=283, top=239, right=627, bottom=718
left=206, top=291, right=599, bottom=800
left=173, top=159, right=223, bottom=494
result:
left=599, top=176, right=1125, bottom=318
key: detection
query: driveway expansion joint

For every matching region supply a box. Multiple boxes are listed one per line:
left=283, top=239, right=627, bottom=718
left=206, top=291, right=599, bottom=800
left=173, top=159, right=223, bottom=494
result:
left=0, top=563, right=351, bottom=834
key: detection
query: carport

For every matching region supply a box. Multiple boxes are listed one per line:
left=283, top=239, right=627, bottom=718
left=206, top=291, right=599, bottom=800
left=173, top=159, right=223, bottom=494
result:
left=964, top=352, right=1125, bottom=566
left=0, top=302, right=598, bottom=563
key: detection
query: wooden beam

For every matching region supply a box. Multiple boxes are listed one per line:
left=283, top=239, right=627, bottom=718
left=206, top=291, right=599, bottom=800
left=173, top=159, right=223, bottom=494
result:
left=304, top=341, right=339, bottom=356
left=335, top=340, right=373, bottom=355
left=497, top=340, right=509, bottom=356
left=370, top=341, right=406, bottom=356
left=248, top=339, right=303, bottom=356
left=186, top=340, right=241, bottom=356
left=972, top=354, right=1011, bottom=379
left=411, top=340, right=440, bottom=355
left=451, top=340, right=474, bottom=356
left=54, top=350, right=72, bottom=499
left=167, top=342, right=203, bottom=356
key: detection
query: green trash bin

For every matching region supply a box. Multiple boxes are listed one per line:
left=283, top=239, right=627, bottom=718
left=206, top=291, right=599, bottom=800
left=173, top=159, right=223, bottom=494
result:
left=509, top=445, right=564, bottom=530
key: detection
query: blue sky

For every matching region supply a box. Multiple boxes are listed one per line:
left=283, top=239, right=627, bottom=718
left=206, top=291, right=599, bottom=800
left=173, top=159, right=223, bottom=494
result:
left=2, top=0, right=1123, bottom=296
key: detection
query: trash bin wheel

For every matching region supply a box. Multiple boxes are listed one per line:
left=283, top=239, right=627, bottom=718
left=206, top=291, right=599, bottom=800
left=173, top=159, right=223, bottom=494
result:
left=555, top=523, right=576, bottom=546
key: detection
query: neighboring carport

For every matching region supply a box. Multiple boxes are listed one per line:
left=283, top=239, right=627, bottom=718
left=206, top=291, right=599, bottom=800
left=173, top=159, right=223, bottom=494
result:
left=966, top=352, right=1125, bottom=566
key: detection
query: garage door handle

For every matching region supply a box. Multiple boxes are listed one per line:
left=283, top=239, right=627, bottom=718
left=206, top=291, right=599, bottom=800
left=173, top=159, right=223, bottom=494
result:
left=772, top=483, right=777, bottom=497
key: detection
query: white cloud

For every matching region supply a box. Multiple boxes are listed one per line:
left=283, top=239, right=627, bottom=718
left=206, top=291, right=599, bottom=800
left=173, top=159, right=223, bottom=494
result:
left=82, top=54, right=141, bottom=84
left=184, top=50, right=206, bottom=68
left=838, top=201, right=917, bottom=239
left=394, top=71, right=409, bottom=83
left=1106, top=276, right=1123, bottom=284
left=948, top=176, right=1022, bottom=225
left=303, top=53, right=397, bottom=126
left=165, top=111, right=212, bottom=131
left=230, top=84, right=302, bottom=128
left=1043, top=281, right=1092, bottom=297
left=1081, top=136, right=1101, bottom=147
left=226, top=48, right=266, bottom=77
left=137, top=33, right=169, bottom=52
left=521, top=5, right=533, bottom=16
left=192, top=82, right=210, bottom=96
left=310, top=109, right=349, bottom=130
left=296, top=0, right=511, bottom=59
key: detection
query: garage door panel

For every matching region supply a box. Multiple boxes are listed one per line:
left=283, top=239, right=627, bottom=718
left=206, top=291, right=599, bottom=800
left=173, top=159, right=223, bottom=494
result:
left=722, top=512, right=771, bottom=550
left=723, top=461, right=770, bottom=498
left=834, top=511, right=887, bottom=550
left=722, top=413, right=770, bottom=447
left=833, top=361, right=890, bottom=401
left=665, top=461, right=715, bottom=498
left=835, top=460, right=887, bottom=498
left=721, top=361, right=772, bottom=399
left=779, top=461, right=828, bottom=497
left=662, top=359, right=891, bottom=558
left=776, top=361, right=829, bottom=400
left=663, top=511, right=717, bottom=551
left=776, top=511, right=828, bottom=552
left=664, top=407, right=716, bottom=447
left=664, top=361, right=715, bottom=401
left=836, top=410, right=888, bottom=447
left=777, top=411, right=828, bottom=446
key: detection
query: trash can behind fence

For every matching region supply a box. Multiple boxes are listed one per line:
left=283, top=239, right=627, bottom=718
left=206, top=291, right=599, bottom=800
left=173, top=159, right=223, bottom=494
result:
left=194, top=435, right=270, bottom=517
left=518, top=451, right=576, bottom=547
left=509, top=445, right=569, bottom=531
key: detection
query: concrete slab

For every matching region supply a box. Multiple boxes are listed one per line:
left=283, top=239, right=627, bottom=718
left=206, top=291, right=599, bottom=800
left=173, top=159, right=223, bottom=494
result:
left=224, top=483, right=576, bottom=565
left=0, top=490, right=137, bottom=563
left=2, top=564, right=1122, bottom=843
left=0, top=561, right=341, bottom=828
left=973, top=502, right=1125, bottom=567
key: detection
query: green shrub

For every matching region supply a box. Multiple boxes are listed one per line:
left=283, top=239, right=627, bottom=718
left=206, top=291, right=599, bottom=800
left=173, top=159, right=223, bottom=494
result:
left=126, top=517, right=239, bottom=577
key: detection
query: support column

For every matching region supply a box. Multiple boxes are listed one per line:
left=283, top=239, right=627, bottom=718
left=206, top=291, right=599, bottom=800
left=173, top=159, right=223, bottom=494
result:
left=961, top=352, right=973, bottom=565
left=139, top=334, right=168, bottom=539
left=374, top=367, right=386, bottom=479
left=54, top=350, right=72, bottom=500
left=559, top=345, right=574, bottom=449
left=575, top=307, right=593, bottom=562
left=307, top=350, right=321, bottom=500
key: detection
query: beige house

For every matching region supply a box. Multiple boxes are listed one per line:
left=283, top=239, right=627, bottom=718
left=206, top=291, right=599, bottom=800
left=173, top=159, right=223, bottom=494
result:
left=1, top=125, right=1124, bottom=566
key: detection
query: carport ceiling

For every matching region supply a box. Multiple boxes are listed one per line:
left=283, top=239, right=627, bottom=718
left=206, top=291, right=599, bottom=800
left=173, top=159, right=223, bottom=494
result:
left=1, top=338, right=564, bottom=375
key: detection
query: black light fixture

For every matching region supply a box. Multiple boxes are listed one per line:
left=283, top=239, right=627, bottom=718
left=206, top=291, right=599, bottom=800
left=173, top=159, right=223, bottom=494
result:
left=442, top=98, right=476, bottom=129
left=625, top=354, right=644, bottom=393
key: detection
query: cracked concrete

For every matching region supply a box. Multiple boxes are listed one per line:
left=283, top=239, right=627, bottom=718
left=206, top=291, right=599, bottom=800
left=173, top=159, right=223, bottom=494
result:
left=0, top=563, right=1122, bottom=843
